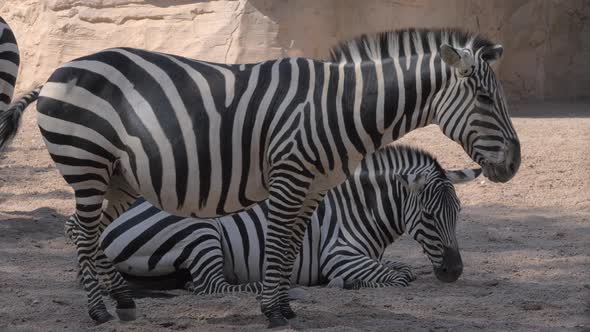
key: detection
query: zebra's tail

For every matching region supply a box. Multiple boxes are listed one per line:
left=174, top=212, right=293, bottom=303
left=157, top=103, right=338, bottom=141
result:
left=0, top=85, right=42, bottom=151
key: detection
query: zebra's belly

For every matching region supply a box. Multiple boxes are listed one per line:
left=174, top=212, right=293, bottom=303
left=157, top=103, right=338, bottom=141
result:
left=120, top=155, right=270, bottom=219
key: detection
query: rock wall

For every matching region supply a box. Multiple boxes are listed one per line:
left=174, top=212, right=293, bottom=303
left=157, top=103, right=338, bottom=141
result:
left=1, top=0, right=588, bottom=101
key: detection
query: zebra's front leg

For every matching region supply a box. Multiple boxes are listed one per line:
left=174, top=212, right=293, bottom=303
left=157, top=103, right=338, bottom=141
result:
left=186, top=279, right=264, bottom=295
left=327, top=255, right=414, bottom=290
left=381, top=260, right=416, bottom=281
left=342, top=277, right=411, bottom=290
left=260, top=168, right=314, bottom=328
left=276, top=191, right=325, bottom=320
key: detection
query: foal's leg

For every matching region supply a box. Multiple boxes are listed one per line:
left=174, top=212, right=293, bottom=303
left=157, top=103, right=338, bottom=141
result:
left=185, top=223, right=264, bottom=295
left=327, top=255, right=415, bottom=290
left=381, top=259, right=416, bottom=281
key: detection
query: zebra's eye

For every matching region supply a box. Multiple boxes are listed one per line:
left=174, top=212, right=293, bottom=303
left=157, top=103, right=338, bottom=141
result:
left=460, top=65, right=475, bottom=77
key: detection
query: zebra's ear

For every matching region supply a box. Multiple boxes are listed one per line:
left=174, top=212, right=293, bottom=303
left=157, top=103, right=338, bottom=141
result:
left=440, top=44, right=462, bottom=67
left=481, top=44, right=503, bottom=64
left=445, top=168, right=482, bottom=184
left=441, top=44, right=474, bottom=75
left=395, top=173, right=426, bottom=193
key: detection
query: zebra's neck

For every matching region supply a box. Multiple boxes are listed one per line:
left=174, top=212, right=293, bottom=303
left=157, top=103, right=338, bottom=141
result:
left=321, top=55, right=448, bottom=169
left=334, top=147, right=439, bottom=257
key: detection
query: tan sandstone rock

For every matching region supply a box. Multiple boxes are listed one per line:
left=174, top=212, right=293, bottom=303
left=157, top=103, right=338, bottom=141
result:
left=0, top=0, right=588, bottom=101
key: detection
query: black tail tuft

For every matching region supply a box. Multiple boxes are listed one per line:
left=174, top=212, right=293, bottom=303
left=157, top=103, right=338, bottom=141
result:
left=0, top=86, right=41, bottom=151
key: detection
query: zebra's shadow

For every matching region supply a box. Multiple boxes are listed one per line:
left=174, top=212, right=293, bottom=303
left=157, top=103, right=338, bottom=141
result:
left=0, top=207, right=67, bottom=244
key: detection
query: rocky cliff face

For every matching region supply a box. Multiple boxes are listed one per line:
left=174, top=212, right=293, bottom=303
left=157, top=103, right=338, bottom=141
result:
left=1, top=0, right=588, bottom=101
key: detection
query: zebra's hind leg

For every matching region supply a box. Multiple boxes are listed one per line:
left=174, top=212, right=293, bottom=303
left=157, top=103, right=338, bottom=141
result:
left=70, top=203, right=114, bottom=324
left=64, top=216, right=85, bottom=287
left=94, top=174, right=139, bottom=321
left=95, top=250, right=136, bottom=321
left=186, top=225, right=264, bottom=296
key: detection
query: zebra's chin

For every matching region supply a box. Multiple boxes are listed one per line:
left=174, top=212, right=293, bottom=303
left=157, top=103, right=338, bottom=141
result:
left=481, top=161, right=517, bottom=183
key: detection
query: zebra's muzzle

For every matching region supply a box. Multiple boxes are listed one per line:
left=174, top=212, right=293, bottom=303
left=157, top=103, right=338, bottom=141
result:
left=434, top=246, right=463, bottom=283
left=482, top=138, right=521, bottom=183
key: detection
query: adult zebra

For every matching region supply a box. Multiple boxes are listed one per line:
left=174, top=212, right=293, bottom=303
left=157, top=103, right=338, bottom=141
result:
left=0, top=28, right=521, bottom=326
left=91, top=145, right=481, bottom=294
left=0, top=17, right=20, bottom=137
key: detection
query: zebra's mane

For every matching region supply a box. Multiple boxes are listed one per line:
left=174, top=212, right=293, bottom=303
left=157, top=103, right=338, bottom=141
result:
left=363, top=144, right=446, bottom=177
left=329, top=28, right=495, bottom=63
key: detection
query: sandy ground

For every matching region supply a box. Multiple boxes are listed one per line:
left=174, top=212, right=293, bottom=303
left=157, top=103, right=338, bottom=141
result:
left=0, top=100, right=589, bottom=332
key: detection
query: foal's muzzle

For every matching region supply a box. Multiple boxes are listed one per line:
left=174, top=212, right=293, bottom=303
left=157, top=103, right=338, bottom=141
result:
left=434, top=246, right=463, bottom=283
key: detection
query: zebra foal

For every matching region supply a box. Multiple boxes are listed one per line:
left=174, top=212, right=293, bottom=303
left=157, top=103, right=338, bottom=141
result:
left=92, top=145, right=481, bottom=293
left=0, top=28, right=520, bottom=326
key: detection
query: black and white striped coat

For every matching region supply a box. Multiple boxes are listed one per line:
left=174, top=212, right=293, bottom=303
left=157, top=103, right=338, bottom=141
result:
left=0, top=27, right=520, bottom=325
left=97, top=146, right=480, bottom=293
left=0, top=17, right=19, bottom=139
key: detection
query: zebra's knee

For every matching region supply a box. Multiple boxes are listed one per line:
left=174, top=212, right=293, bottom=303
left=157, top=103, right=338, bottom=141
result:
left=64, top=216, right=78, bottom=244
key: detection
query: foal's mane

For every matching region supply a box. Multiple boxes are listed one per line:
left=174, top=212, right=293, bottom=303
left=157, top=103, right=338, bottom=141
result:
left=329, top=28, right=495, bottom=63
left=365, top=144, right=446, bottom=176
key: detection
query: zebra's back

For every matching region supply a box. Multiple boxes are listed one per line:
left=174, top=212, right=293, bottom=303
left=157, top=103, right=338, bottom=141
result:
left=36, top=47, right=303, bottom=218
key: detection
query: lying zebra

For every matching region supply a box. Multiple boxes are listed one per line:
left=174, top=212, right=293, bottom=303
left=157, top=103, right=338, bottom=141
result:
left=76, top=146, right=480, bottom=293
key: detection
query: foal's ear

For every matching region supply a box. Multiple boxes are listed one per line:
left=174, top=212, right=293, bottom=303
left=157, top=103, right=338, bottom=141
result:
left=395, top=173, right=426, bottom=193
left=445, top=168, right=482, bottom=184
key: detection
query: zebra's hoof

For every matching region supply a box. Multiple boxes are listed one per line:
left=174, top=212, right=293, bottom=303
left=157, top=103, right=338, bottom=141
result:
left=92, top=311, right=115, bottom=325
left=281, top=306, right=296, bottom=319
left=343, top=279, right=360, bottom=290
left=116, top=308, right=137, bottom=321
left=267, top=315, right=289, bottom=328
left=327, top=277, right=344, bottom=288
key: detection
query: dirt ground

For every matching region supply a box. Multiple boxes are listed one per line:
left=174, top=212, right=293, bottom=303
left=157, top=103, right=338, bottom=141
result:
left=0, top=100, right=589, bottom=332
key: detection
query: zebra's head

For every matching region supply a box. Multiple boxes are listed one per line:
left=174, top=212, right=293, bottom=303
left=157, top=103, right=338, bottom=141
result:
left=434, top=35, right=520, bottom=183
left=396, top=166, right=481, bottom=283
